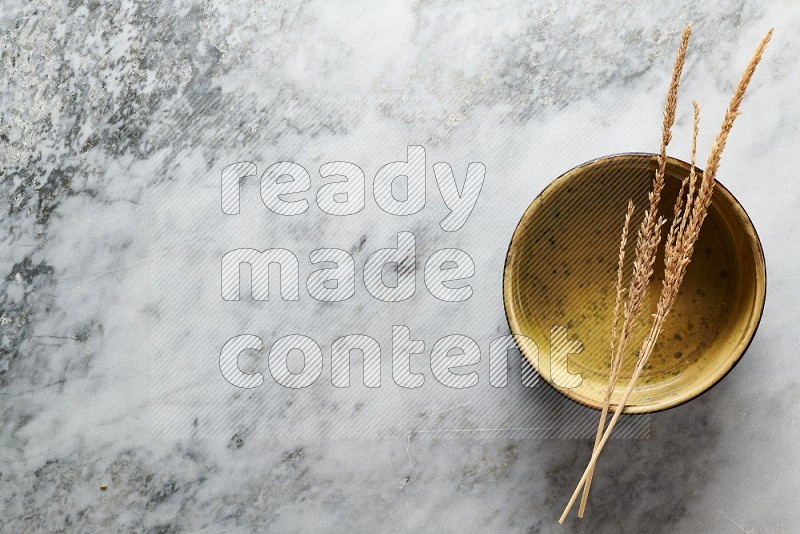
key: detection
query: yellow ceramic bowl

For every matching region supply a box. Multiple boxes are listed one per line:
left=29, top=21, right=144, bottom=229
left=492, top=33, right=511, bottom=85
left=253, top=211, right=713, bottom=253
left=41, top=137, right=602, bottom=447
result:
left=503, top=153, right=766, bottom=413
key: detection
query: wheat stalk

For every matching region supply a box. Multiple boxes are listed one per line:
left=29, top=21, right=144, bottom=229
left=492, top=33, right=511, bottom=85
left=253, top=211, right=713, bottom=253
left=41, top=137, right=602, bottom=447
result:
left=577, top=201, right=632, bottom=518
left=560, top=27, right=773, bottom=524
left=577, top=24, right=691, bottom=517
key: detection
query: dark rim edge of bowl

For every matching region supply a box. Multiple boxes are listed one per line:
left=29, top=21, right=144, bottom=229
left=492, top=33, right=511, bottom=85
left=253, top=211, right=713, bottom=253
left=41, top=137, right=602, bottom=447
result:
left=501, top=152, right=768, bottom=415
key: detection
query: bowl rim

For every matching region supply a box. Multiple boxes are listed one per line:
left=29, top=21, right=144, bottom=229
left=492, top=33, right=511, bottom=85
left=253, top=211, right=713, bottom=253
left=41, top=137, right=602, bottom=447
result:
left=502, top=152, right=767, bottom=414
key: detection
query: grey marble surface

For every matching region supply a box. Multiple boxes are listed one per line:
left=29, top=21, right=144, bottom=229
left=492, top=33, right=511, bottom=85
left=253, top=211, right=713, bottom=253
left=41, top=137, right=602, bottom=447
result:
left=2, top=1, right=799, bottom=532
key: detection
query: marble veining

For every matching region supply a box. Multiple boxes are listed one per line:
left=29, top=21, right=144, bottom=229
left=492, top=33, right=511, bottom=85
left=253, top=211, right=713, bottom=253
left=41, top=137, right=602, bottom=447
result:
left=2, top=0, right=799, bottom=532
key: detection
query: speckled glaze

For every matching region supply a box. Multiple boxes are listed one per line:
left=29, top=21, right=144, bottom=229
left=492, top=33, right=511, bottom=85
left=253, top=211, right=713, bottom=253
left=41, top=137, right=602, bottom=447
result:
left=504, top=154, right=767, bottom=413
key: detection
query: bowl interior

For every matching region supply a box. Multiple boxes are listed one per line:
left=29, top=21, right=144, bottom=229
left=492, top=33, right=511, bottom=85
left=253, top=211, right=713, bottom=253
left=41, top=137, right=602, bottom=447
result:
left=503, top=154, right=765, bottom=413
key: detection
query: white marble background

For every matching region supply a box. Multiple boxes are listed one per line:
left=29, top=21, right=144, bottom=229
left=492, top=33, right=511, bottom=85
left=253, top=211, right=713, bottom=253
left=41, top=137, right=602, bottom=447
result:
left=2, top=0, right=799, bottom=532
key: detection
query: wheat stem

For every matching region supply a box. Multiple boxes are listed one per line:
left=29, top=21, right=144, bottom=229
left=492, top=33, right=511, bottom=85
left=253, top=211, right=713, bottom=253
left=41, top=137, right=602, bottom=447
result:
left=559, top=311, right=667, bottom=524
left=577, top=200, right=633, bottom=518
